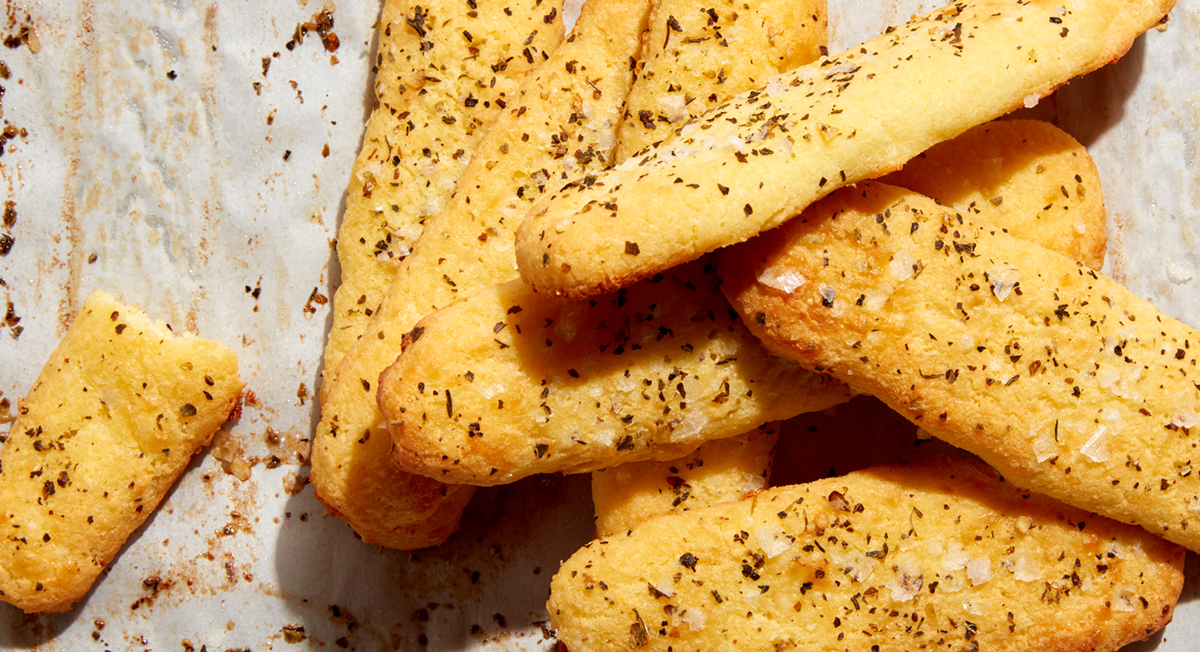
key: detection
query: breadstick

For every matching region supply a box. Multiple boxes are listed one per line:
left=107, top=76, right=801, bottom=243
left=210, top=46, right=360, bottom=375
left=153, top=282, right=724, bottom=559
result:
left=0, top=291, right=242, bottom=613
left=881, top=119, right=1107, bottom=270
left=613, top=0, right=825, bottom=161
left=591, top=423, right=778, bottom=538
left=322, top=0, right=565, bottom=394
left=515, top=0, right=1172, bottom=299
left=722, top=181, right=1200, bottom=552
left=549, top=455, right=1185, bottom=652
left=310, top=0, right=651, bottom=549
left=378, top=259, right=849, bottom=484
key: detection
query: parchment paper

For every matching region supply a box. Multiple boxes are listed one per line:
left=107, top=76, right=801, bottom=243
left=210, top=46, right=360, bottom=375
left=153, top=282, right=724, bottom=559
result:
left=0, top=0, right=1197, bottom=649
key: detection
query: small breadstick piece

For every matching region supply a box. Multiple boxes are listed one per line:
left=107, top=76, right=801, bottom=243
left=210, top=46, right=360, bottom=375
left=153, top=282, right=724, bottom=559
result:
left=614, top=0, right=825, bottom=160
left=311, top=0, right=651, bottom=548
left=323, top=0, right=565, bottom=392
left=722, top=182, right=1200, bottom=552
left=0, top=290, right=242, bottom=613
left=592, top=423, right=778, bottom=538
left=515, top=0, right=1172, bottom=299
left=378, top=258, right=850, bottom=485
left=549, top=455, right=1186, bottom=652
left=881, top=119, right=1107, bottom=270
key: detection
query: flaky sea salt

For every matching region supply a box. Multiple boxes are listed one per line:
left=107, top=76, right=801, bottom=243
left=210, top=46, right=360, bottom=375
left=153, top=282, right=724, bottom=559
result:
left=758, top=266, right=807, bottom=293
left=755, top=526, right=792, bottom=559
left=741, top=472, right=766, bottom=493
left=989, top=262, right=1019, bottom=301
left=890, top=250, right=915, bottom=280
left=967, top=558, right=992, bottom=585
left=1080, top=425, right=1110, bottom=463
left=679, top=608, right=706, bottom=631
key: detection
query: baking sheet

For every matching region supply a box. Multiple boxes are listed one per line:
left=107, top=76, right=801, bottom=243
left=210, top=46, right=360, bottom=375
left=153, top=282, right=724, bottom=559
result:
left=1, top=0, right=1198, bottom=648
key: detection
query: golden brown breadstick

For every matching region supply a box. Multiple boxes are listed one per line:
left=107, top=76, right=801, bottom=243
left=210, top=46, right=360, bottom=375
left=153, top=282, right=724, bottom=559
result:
left=550, top=455, right=1185, bottom=652
left=614, top=0, right=825, bottom=160
left=311, top=0, right=652, bottom=549
left=722, top=181, right=1200, bottom=552
left=591, top=423, right=779, bottom=538
left=323, top=0, right=565, bottom=394
left=378, top=259, right=850, bottom=485
left=881, top=119, right=1107, bottom=270
left=0, top=291, right=242, bottom=613
left=515, top=0, right=1172, bottom=299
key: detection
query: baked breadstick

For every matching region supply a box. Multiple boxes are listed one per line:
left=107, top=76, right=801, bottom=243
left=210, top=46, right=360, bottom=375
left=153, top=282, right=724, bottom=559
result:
left=515, top=0, right=1172, bottom=299
left=323, top=0, right=565, bottom=393
left=614, top=0, right=825, bottom=161
left=592, top=423, right=778, bottom=538
left=881, top=119, right=1107, bottom=270
left=378, top=258, right=850, bottom=484
left=0, top=291, right=242, bottom=613
left=550, top=455, right=1185, bottom=652
left=722, top=181, right=1200, bottom=552
left=311, top=0, right=651, bottom=548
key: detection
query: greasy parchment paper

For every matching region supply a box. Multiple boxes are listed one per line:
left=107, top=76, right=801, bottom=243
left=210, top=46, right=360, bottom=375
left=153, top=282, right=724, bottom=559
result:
left=1, top=0, right=1199, bottom=649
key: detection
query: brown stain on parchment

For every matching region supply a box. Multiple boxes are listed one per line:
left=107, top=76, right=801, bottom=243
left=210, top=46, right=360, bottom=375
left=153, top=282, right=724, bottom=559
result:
left=56, top=0, right=95, bottom=335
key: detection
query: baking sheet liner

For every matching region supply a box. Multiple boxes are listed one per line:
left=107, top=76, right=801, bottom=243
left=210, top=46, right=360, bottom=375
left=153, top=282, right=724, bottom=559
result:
left=1, top=0, right=1198, bottom=648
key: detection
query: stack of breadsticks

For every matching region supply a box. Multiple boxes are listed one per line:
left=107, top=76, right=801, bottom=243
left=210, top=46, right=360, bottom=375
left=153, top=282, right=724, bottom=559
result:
left=316, top=0, right=1190, bottom=649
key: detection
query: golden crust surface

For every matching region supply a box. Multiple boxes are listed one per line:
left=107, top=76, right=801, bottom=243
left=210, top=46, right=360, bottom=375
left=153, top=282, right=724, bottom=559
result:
left=549, top=455, right=1186, bottom=652
left=722, top=182, right=1200, bottom=552
left=378, top=259, right=851, bottom=485
left=323, top=0, right=564, bottom=393
left=310, top=0, right=651, bottom=548
left=0, top=290, right=242, bottom=613
left=515, top=0, right=1173, bottom=299
left=592, top=423, right=778, bottom=539
left=614, top=0, right=825, bottom=161
left=881, top=119, right=1107, bottom=270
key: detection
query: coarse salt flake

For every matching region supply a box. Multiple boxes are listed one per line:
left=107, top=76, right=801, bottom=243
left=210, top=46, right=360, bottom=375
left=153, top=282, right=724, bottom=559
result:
left=1170, top=412, right=1200, bottom=429
left=1112, top=588, right=1137, bottom=612
left=741, top=472, right=766, bottom=493
left=755, top=526, right=792, bottom=559
left=1023, top=94, right=1040, bottom=109
left=764, top=76, right=788, bottom=97
left=890, top=250, right=915, bottom=280
left=1012, top=550, right=1041, bottom=582
left=967, top=558, right=992, bottom=585
left=1080, top=425, right=1110, bottom=463
left=989, top=262, right=1019, bottom=301
left=655, top=580, right=675, bottom=598
left=758, top=266, right=807, bottom=293
left=1034, top=430, right=1057, bottom=463
left=679, top=608, right=706, bottom=631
